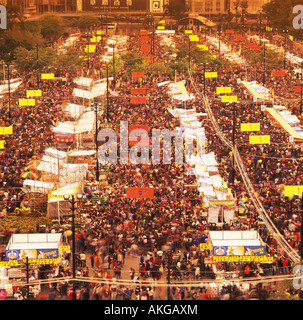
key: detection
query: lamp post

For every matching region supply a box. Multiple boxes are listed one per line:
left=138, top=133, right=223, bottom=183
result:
left=203, top=62, right=208, bottom=95
left=231, top=102, right=238, bottom=184
left=217, top=30, right=222, bottom=59
left=7, top=63, right=11, bottom=124
left=300, top=61, right=303, bottom=115
left=283, top=29, right=288, bottom=70
left=293, top=193, right=303, bottom=259
left=106, top=64, right=109, bottom=122
left=263, top=40, right=266, bottom=86
left=64, top=194, right=83, bottom=300
left=92, top=101, right=100, bottom=181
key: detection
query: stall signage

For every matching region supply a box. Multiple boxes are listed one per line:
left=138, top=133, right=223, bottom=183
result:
left=6, top=249, right=59, bottom=260
left=213, top=246, right=266, bottom=256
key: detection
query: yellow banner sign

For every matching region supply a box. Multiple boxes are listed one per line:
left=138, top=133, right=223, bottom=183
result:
left=85, top=44, right=96, bottom=53
left=205, top=72, right=217, bottom=78
left=197, top=44, right=208, bottom=51
left=241, top=123, right=260, bottom=132
left=90, top=36, right=102, bottom=42
left=189, top=35, right=199, bottom=42
left=185, top=30, right=193, bottom=34
left=0, top=127, right=13, bottom=135
left=200, top=243, right=210, bottom=249
left=284, top=185, right=303, bottom=197
left=216, top=87, right=231, bottom=94
left=26, top=90, right=42, bottom=97
left=96, top=30, right=105, bottom=35
left=157, top=26, right=165, bottom=30
left=41, top=73, right=54, bottom=79
left=0, top=141, right=4, bottom=149
left=249, top=135, right=270, bottom=145
left=19, top=99, right=35, bottom=106
left=221, top=95, right=237, bottom=102
left=0, top=258, right=60, bottom=267
left=213, top=256, right=274, bottom=263
left=158, top=20, right=165, bottom=24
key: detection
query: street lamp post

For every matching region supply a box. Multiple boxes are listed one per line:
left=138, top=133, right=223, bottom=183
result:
left=301, top=61, right=303, bottom=115
left=7, top=63, right=11, bottom=124
left=64, top=194, right=83, bottom=300
left=263, top=40, right=266, bottom=86
left=106, top=64, right=109, bottom=122
left=231, top=102, right=237, bottom=184
left=283, top=29, right=288, bottom=70
left=92, top=102, right=100, bottom=181
left=293, top=193, right=303, bottom=259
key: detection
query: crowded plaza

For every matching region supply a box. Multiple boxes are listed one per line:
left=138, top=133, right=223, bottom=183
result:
left=0, top=1, right=303, bottom=302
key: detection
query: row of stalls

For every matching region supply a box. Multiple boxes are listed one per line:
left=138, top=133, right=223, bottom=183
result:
left=1, top=233, right=70, bottom=298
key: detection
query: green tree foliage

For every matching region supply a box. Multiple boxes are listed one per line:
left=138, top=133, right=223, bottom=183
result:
left=38, top=14, right=64, bottom=41
left=262, top=0, right=302, bottom=28
left=121, top=51, right=148, bottom=75
left=75, top=14, right=100, bottom=30
left=13, top=47, right=57, bottom=73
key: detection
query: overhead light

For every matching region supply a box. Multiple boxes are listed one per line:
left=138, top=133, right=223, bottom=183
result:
left=77, top=194, right=83, bottom=199
left=64, top=195, right=70, bottom=200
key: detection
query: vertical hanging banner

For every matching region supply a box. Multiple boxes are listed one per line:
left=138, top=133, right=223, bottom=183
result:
left=0, top=141, right=4, bottom=149
left=129, top=125, right=149, bottom=146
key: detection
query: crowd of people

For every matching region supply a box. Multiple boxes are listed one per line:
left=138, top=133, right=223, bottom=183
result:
left=1, top=25, right=303, bottom=300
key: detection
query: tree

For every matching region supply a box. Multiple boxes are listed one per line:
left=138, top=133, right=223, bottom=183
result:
left=13, top=47, right=57, bottom=73
left=38, top=14, right=64, bottom=42
left=76, top=14, right=100, bottom=30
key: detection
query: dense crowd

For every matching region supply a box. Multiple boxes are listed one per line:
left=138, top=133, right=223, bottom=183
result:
left=2, top=27, right=303, bottom=300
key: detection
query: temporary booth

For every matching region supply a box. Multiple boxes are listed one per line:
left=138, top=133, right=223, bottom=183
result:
left=5, top=233, right=63, bottom=261
left=208, top=230, right=271, bottom=261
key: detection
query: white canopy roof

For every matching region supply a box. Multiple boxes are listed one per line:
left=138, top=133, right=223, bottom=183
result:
left=6, top=233, right=62, bottom=251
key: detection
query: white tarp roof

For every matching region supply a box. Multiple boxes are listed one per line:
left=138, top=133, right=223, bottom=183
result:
left=45, top=148, right=67, bottom=160
left=73, top=77, right=93, bottom=87
left=69, top=150, right=96, bottom=156
left=64, top=104, right=85, bottom=118
left=23, top=179, right=54, bottom=193
left=209, top=230, right=263, bottom=247
left=0, top=80, right=22, bottom=94
left=37, top=161, right=61, bottom=175
left=6, top=233, right=62, bottom=251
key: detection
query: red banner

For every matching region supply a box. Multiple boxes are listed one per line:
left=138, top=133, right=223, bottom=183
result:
left=272, top=70, right=286, bottom=77
left=141, top=44, right=151, bottom=53
left=295, top=86, right=303, bottom=93
left=140, top=35, right=150, bottom=42
left=225, top=29, right=234, bottom=34
left=233, top=34, right=245, bottom=41
left=132, top=72, right=145, bottom=78
left=130, top=97, right=147, bottom=104
left=131, top=87, right=147, bottom=95
left=127, top=187, right=154, bottom=199
left=129, top=125, right=150, bottom=146
left=140, top=30, right=148, bottom=35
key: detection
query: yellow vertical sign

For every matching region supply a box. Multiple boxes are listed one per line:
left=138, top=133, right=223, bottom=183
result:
left=0, top=141, right=4, bottom=149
